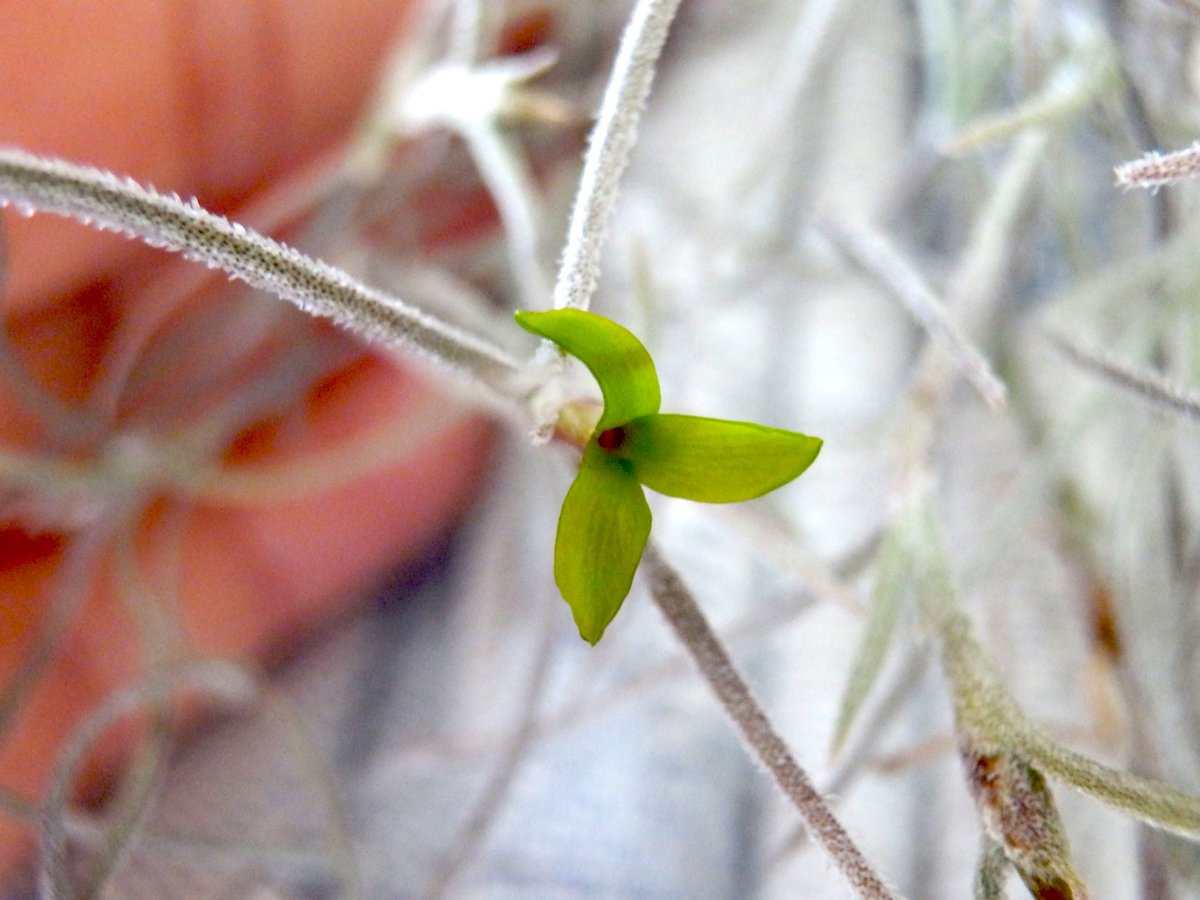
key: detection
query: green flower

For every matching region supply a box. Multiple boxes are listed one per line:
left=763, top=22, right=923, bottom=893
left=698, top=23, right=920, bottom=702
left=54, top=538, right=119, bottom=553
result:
left=516, top=309, right=823, bottom=644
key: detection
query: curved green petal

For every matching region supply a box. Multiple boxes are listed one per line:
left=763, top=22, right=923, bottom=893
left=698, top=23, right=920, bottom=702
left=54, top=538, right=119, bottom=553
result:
left=515, top=309, right=660, bottom=431
left=554, top=443, right=652, bottom=644
left=618, top=413, right=822, bottom=503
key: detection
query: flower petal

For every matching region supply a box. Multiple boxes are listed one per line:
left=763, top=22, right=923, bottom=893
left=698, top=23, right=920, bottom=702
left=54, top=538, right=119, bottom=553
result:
left=619, top=413, right=822, bottom=502
left=554, top=443, right=652, bottom=644
left=515, top=309, right=661, bottom=430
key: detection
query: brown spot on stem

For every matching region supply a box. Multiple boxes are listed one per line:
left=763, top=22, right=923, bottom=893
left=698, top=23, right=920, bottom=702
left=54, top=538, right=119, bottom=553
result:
left=1088, top=578, right=1122, bottom=662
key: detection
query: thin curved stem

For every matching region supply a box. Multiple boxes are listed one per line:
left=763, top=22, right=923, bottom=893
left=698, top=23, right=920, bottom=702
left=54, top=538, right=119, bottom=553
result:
left=1046, top=330, right=1200, bottom=427
left=259, top=687, right=363, bottom=900
left=423, top=592, right=558, bottom=898
left=74, top=703, right=174, bottom=899
left=818, top=216, right=1007, bottom=411
left=641, top=542, right=898, bottom=900
left=0, top=148, right=519, bottom=397
left=550, top=0, right=684, bottom=313
left=0, top=224, right=103, bottom=446
left=190, top=389, right=467, bottom=505
left=463, top=122, right=550, bottom=310
left=0, top=523, right=111, bottom=741
left=38, top=660, right=258, bottom=900
left=448, top=0, right=488, bottom=65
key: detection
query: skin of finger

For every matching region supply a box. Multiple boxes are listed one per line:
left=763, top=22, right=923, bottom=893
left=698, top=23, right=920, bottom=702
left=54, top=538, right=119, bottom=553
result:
left=0, top=0, right=505, bottom=874
left=0, top=0, right=418, bottom=315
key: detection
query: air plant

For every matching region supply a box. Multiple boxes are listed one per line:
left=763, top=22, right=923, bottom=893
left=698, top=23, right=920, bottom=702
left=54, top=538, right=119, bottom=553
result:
left=6, top=0, right=1200, bottom=897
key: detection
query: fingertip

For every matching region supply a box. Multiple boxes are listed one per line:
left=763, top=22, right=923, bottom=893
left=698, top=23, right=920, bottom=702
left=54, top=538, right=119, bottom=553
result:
left=0, top=0, right=416, bottom=314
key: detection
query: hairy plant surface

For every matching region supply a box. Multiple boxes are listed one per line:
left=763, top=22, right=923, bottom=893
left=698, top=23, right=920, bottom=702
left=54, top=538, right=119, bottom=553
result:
left=4, top=0, right=1200, bottom=898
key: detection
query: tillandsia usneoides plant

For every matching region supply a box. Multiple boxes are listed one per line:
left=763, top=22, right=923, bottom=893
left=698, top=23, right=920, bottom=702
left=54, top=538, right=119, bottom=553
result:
left=7, top=0, right=1200, bottom=897
left=1, top=0, right=901, bottom=890
left=0, top=1, right=889, bottom=897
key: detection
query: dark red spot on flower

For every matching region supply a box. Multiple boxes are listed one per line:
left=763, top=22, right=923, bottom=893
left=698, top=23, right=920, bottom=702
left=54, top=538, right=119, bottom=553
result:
left=597, top=426, right=626, bottom=452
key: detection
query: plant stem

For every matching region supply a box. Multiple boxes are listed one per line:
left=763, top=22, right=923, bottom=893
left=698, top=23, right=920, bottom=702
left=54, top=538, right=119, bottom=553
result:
left=463, top=121, right=550, bottom=309
left=1046, top=331, right=1200, bottom=427
left=39, top=660, right=258, bottom=900
left=551, top=0, right=683, bottom=313
left=642, top=542, right=898, bottom=900
left=0, top=148, right=519, bottom=395
left=818, top=216, right=1007, bottom=411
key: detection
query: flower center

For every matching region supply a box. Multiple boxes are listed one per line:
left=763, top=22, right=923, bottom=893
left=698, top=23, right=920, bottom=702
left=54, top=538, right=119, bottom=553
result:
left=596, top=426, right=627, bottom=452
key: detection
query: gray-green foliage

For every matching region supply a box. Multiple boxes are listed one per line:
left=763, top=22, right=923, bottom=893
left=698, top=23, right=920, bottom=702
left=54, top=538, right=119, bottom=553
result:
left=5, top=0, right=1200, bottom=897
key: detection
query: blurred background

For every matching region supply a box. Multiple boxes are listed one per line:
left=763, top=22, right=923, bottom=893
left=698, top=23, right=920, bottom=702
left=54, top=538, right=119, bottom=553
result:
left=4, top=0, right=1200, bottom=896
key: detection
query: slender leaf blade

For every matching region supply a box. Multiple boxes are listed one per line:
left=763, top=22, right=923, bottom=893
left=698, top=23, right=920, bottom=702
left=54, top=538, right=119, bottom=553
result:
left=831, top=527, right=908, bottom=755
left=554, top=444, right=652, bottom=644
left=619, top=414, right=822, bottom=502
left=515, top=309, right=660, bottom=430
left=1014, top=725, right=1200, bottom=841
left=974, top=838, right=1009, bottom=900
